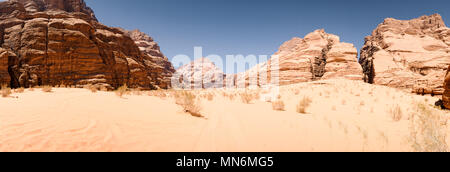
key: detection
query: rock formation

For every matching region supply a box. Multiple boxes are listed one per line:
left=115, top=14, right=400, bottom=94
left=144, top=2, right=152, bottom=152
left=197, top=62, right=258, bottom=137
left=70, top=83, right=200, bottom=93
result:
left=360, top=14, right=450, bottom=94
left=444, top=65, right=450, bottom=109
left=172, top=57, right=225, bottom=89
left=122, top=29, right=175, bottom=89
left=0, top=0, right=173, bottom=89
left=236, top=29, right=363, bottom=87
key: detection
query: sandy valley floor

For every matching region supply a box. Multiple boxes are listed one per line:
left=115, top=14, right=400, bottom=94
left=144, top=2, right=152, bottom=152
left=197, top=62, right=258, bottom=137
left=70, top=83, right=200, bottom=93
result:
left=0, top=79, right=449, bottom=152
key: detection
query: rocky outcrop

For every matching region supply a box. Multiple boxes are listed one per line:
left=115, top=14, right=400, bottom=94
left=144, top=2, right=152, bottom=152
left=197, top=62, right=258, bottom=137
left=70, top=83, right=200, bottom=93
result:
left=172, top=58, right=225, bottom=89
left=444, top=65, right=450, bottom=109
left=0, top=0, right=172, bottom=89
left=236, top=29, right=363, bottom=87
left=123, top=29, right=175, bottom=89
left=360, top=14, right=450, bottom=94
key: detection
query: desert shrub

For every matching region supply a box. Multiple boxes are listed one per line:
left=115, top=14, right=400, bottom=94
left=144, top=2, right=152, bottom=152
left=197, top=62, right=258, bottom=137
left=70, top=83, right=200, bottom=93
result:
left=296, top=96, right=312, bottom=114
left=175, top=91, right=203, bottom=118
left=240, top=91, right=253, bottom=104
left=206, top=93, right=214, bottom=101
left=342, top=99, right=346, bottom=105
left=100, top=85, right=108, bottom=92
left=272, top=100, right=285, bottom=111
left=15, top=87, right=25, bottom=93
left=149, top=90, right=167, bottom=98
left=1, top=84, right=12, bottom=98
left=84, top=84, right=98, bottom=93
left=389, top=104, right=403, bottom=122
left=409, top=103, right=448, bottom=152
left=115, top=84, right=128, bottom=97
left=253, top=91, right=260, bottom=100
left=132, top=88, right=142, bottom=96
left=42, top=85, right=53, bottom=93
left=228, top=93, right=235, bottom=101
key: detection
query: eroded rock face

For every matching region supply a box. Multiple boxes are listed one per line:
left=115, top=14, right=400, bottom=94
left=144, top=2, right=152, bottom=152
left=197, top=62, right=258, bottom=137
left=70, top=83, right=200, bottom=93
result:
left=444, top=65, right=450, bottom=109
left=236, top=29, right=363, bottom=87
left=0, top=0, right=172, bottom=89
left=360, top=14, right=450, bottom=94
left=123, top=29, right=175, bottom=89
left=172, top=58, right=225, bottom=89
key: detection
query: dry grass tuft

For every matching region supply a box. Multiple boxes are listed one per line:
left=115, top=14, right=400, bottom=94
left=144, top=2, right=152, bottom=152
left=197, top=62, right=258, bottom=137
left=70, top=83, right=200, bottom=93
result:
left=389, top=104, right=403, bottom=122
left=240, top=91, right=254, bottom=104
left=1, top=84, right=12, bottom=98
left=175, top=91, right=203, bottom=118
left=15, top=87, right=25, bottom=93
left=132, top=88, right=143, bottom=96
left=272, top=100, right=285, bottom=111
left=100, top=85, right=108, bottom=92
left=41, top=85, right=53, bottom=93
left=296, top=96, right=312, bottom=114
left=149, top=90, right=167, bottom=99
left=115, top=84, right=128, bottom=97
left=409, top=103, right=448, bottom=152
left=206, top=93, right=214, bottom=101
left=84, top=84, right=98, bottom=93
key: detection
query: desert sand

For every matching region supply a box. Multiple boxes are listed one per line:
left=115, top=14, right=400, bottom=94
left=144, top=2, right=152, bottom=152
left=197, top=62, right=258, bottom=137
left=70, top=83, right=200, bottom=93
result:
left=0, top=79, right=449, bottom=152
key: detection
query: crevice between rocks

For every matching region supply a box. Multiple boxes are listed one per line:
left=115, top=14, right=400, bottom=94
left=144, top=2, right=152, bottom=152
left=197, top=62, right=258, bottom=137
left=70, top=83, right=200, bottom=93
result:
left=359, top=46, right=379, bottom=84
left=311, top=39, right=333, bottom=80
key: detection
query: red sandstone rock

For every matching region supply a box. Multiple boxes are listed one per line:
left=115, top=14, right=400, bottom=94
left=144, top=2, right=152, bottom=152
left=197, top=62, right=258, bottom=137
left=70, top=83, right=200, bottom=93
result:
left=236, top=29, right=363, bottom=87
left=360, top=14, right=450, bottom=94
left=0, top=0, right=173, bottom=89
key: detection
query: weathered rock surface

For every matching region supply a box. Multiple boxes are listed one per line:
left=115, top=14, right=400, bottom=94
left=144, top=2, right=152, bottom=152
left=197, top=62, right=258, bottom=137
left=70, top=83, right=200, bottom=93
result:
left=122, top=29, right=175, bottom=89
left=236, top=29, right=363, bottom=87
left=172, top=57, right=225, bottom=89
left=0, top=0, right=172, bottom=89
left=360, top=14, right=450, bottom=94
left=444, top=65, right=450, bottom=109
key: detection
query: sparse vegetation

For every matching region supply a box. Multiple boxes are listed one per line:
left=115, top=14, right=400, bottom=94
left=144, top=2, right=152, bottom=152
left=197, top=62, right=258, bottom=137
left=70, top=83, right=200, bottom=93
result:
left=240, top=91, right=254, bottom=104
left=206, top=93, right=214, bottom=101
left=175, top=91, right=203, bottom=118
left=115, top=84, right=128, bottom=97
left=409, top=103, right=448, bottom=152
left=84, top=84, right=98, bottom=93
left=296, top=96, right=312, bottom=114
left=1, top=84, right=12, bottom=98
left=100, top=85, right=108, bottom=92
left=15, top=87, right=25, bottom=93
left=42, top=85, right=53, bottom=93
left=132, top=88, right=143, bottom=96
left=389, top=104, right=403, bottom=122
left=272, top=100, right=285, bottom=111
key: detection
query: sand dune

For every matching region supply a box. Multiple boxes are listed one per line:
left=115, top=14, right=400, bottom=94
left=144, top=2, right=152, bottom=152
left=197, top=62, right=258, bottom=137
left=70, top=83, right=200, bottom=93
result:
left=0, top=79, right=448, bottom=152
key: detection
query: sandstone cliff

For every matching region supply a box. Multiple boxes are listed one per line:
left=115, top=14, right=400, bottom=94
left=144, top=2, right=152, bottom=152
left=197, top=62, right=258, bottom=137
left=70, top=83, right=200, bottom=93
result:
left=236, top=29, right=363, bottom=87
left=0, top=0, right=173, bottom=89
left=360, top=14, right=450, bottom=94
left=122, top=29, right=175, bottom=89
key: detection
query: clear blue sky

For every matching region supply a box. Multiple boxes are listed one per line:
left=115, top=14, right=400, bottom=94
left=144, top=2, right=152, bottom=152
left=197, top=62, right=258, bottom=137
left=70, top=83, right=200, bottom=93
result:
left=85, top=0, right=450, bottom=73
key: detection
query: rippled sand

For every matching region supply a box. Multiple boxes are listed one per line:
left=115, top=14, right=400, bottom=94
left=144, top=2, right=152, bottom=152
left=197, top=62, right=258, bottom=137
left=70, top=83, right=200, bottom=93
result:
left=1, top=80, right=448, bottom=152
